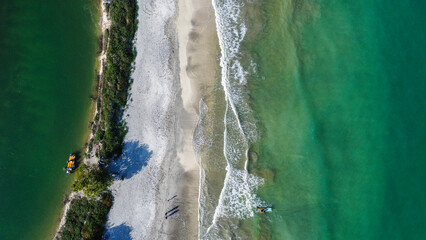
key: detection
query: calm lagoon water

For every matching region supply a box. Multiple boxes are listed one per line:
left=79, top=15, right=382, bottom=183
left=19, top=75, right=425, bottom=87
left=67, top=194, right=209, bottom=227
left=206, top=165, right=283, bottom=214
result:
left=0, top=0, right=98, bottom=239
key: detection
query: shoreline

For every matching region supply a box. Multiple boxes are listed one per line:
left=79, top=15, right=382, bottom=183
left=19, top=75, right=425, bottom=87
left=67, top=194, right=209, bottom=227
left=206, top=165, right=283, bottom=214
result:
left=174, top=0, right=219, bottom=237
left=52, top=0, right=110, bottom=238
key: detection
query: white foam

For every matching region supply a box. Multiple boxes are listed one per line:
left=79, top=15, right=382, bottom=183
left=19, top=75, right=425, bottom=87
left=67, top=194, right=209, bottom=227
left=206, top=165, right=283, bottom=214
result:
left=200, top=0, right=264, bottom=238
left=193, top=99, right=210, bottom=153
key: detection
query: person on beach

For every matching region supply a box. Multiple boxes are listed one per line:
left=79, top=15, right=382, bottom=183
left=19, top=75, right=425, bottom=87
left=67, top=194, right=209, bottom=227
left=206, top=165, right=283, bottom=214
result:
left=165, top=209, right=180, bottom=219
left=167, top=195, right=177, bottom=201
left=165, top=206, right=179, bottom=219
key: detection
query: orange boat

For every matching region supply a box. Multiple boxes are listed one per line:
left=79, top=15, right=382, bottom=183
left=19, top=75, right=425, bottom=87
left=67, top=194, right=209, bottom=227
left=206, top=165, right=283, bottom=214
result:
left=66, top=154, right=76, bottom=173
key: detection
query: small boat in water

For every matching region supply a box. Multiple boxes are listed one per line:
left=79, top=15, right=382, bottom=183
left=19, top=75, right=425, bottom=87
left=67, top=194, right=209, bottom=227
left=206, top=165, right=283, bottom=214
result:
left=66, top=154, right=76, bottom=173
left=256, top=207, right=272, bottom=213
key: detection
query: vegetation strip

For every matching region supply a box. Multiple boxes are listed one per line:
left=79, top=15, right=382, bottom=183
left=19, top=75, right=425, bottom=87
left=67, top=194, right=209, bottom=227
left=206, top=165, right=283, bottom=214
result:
left=57, top=0, right=137, bottom=239
left=59, top=195, right=113, bottom=240
left=97, top=0, right=138, bottom=161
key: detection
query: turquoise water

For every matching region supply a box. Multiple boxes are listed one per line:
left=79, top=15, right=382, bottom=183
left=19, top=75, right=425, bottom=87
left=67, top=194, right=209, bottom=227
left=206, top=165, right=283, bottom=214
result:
left=201, top=0, right=425, bottom=239
left=246, top=0, right=426, bottom=239
left=0, top=0, right=98, bottom=239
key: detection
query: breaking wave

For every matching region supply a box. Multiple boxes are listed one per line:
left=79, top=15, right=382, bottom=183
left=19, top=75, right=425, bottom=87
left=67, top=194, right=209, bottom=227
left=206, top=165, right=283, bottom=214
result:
left=198, top=0, right=265, bottom=238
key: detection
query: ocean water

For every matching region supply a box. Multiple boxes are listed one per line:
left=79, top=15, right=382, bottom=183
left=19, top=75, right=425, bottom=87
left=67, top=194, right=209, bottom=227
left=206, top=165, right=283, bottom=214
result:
left=0, top=0, right=98, bottom=239
left=199, top=0, right=426, bottom=239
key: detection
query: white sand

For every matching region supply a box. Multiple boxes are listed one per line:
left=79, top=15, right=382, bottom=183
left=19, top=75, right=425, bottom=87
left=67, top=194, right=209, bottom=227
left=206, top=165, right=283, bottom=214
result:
left=104, top=0, right=217, bottom=238
left=104, top=0, right=179, bottom=237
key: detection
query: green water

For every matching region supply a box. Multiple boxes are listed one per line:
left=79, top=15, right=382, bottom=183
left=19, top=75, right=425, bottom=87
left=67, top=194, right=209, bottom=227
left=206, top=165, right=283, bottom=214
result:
left=244, top=0, right=426, bottom=239
left=0, top=0, right=98, bottom=239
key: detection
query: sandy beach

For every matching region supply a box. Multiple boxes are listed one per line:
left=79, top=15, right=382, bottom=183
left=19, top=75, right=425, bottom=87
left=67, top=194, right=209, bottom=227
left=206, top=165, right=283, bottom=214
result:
left=104, top=0, right=217, bottom=239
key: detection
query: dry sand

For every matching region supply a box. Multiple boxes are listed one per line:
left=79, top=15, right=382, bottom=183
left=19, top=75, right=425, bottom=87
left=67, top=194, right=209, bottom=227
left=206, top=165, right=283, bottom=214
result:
left=104, top=0, right=217, bottom=239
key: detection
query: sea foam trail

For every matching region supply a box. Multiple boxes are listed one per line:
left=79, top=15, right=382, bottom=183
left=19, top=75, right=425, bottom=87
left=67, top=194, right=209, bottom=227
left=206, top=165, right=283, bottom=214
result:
left=200, top=0, right=264, bottom=238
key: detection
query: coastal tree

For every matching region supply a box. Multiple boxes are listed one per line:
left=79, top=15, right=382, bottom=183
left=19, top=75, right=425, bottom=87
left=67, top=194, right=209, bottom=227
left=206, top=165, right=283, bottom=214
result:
left=72, top=164, right=112, bottom=198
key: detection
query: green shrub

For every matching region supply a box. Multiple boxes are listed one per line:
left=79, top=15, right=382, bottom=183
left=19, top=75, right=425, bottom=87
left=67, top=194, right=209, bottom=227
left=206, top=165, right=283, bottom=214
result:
left=72, top=164, right=112, bottom=198
left=98, top=0, right=137, bottom=162
left=59, top=194, right=112, bottom=240
left=94, top=129, right=104, bottom=142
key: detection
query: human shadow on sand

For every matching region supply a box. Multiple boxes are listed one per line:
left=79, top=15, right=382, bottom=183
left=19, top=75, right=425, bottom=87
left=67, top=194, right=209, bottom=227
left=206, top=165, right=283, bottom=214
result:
left=104, top=223, right=132, bottom=240
left=107, top=141, right=152, bottom=180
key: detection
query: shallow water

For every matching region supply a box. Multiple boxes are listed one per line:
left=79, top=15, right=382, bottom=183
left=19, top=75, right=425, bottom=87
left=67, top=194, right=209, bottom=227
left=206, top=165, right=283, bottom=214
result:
left=0, top=1, right=98, bottom=239
left=200, top=0, right=426, bottom=239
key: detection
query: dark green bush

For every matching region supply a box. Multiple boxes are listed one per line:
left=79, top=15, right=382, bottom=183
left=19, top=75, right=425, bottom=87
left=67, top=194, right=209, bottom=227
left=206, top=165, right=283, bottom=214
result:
left=72, top=164, right=112, bottom=198
left=94, top=129, right=104, bottom=142
left=98, top=0, right=137, bottom=162
left=59, top=194, right=112, bottom=240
